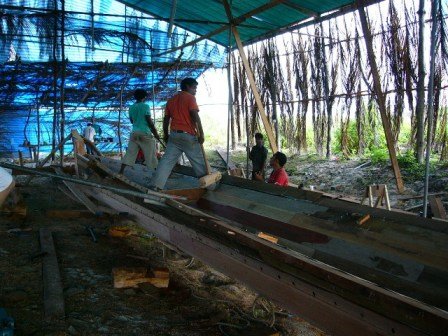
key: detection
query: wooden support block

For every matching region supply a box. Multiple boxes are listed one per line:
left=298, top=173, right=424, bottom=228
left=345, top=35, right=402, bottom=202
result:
left=71, top=129, right=87, bottom=156
left=357, top=214, right=371, bottom=225
left=46, top=209, right=93, bottom=218
left=429, top=196, right=447, bottom=219
left=162, top=188, right=206, bottom=203
left=112, top=267, right=169, bottom=289
left=198, top=172, right=222, bottom=188
left=229, top=167, right=246, bottom=178
left=257, top=232, right=278, bottom=244
left=40, top=228, right=65, bottom=319
left=108, top=226, right=133, bottom=237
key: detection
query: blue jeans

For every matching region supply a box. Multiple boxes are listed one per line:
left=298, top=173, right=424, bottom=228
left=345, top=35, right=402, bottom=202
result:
left=151, top=132, right=206, bottom=189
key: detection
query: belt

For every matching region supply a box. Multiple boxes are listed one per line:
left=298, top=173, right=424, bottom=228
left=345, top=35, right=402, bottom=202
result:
left=172, top=130, right=188, bottom=134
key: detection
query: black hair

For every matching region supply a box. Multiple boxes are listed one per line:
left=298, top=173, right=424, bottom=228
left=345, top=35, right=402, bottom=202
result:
left=180, top=77, right=198, bottom=91
left=87, top=122, right=92, bottom=126
left=274, top=151, right=287, bottom=167
left=134, top=89, right=147, bottom=101
left=255, top=132, right=263, bottom=140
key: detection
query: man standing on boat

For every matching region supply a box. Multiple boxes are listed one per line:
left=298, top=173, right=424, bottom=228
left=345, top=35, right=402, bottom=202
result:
left=249, top=132, right=268, bottom=181
left=119, top=89, right=161, bottom=175
left=150, top=78, right=206, bottom=191
left=255, top=151, right=289, bottom=187
left=83, top=122, right=96, bottom=155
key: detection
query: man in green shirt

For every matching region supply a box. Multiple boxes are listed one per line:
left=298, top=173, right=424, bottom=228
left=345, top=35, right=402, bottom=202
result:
left=119, top=89, right=161, bottom=174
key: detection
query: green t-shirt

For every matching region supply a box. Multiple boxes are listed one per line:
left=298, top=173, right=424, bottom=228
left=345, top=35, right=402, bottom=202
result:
left=129, top=102, right=151, bottom=135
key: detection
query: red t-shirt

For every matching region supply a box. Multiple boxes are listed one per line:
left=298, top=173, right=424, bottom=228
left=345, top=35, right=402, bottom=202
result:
left=165, top=91, right=199, bottom=135
left=268, top=168, right=289, bottom=187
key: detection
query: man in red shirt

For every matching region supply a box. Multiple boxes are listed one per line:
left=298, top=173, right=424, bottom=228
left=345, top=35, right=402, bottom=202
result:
left=150, top=78, right=206, bottom=190
left=255, top=151, right=289, bottom=187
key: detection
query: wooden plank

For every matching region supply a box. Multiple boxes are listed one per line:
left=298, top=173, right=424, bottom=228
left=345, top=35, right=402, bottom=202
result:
left=88, top=157, right=148, bottom=193
left=40, top=228, right=65, bottom=319
left=62, top=181, right=102, bottom=214
left=46, top=209, right=93, bottom=218
left=257, top=232, right=278, bottom=244
left=429, top=196, right=447, bottom=219
left=162, top=188, right=206, bottom=202
left=71, top=129, right=87, bottom=156
left=112, top=267, right=169, bottom=288
left=223, top=1, right=278, bottom=154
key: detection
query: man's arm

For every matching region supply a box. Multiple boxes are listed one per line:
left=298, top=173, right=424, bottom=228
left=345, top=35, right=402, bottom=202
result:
left=190, top=110, right=204, bottom=144
left=162, top=115, right=170, bottom=143
left=145, top=115, right=161, bottom=141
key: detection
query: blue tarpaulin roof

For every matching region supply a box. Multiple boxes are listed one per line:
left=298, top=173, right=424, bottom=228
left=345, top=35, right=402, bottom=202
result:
left=0, top=0, right=226, bottom=156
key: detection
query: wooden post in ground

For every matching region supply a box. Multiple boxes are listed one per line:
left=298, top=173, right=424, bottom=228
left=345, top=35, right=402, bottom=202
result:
left=357, top=1, right=404, bottom=193
left=18, top=151, right=23, bottom=166
left=223, top=0, right=278, bottom=154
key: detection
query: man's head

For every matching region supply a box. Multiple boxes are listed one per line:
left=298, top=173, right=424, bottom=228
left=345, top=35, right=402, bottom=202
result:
left=180, top=78, right=198, bottom=96
left=254, top=132, right=264, bottom=146
left=134, top=89, right=147, bottom=101
left=87, top=122, right=92, bottom=126
left=270, top=151, right=287, bottom=169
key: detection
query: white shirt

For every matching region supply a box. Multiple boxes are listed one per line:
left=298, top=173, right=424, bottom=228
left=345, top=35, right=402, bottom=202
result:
left=84, top=126, right=96, bottom=142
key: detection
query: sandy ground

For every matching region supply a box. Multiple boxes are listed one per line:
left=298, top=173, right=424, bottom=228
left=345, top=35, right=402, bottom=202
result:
left=0, top=175, right=323, bottom=336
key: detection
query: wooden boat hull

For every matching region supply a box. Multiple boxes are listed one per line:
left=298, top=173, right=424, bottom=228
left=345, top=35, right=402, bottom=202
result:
left=0, top=167, right=15, bottom=207
left=71, top=156, right=448, bottom=335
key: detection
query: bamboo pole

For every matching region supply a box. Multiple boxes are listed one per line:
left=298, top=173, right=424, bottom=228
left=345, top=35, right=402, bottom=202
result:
left=226, top=25, right=232, bottom=172
left=357, top=1, right=404, bottom=193
left=222, top=0, right=277, bottom=153
left=230, top=27, right=278, bottom=153
left=423, top=0, right=439, bottom=217
left=415, top=0, right=426, bottom=163
left=319, top=22, right=332, bottom=159
left=59, top=0, right=66, bottom=166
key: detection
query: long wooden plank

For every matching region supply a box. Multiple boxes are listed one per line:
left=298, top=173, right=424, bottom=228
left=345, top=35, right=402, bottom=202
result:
left=197, top=198, right=329, bottom=244
left=222, top=0, right=278, bottom=153
left=40, top=228, right=65, bottom=319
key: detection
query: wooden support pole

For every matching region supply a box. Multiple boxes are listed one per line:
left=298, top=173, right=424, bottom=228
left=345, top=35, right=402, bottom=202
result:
left=222, top=1, right=278, bottom=153
left=232, top=27, right=278, bottom=153
left=18, top=151, right=23, bottom=166
left=357, top=1, right=404, bottom=193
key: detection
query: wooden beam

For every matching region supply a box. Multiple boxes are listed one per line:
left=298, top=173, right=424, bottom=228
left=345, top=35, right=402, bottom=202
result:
left=40, top=228, right=65, bottom=319
left=167, top=0, right=177, bottom=37
left=223, top=0, right=278, bottom=153
left=154, top=0, right=287, bottom=57
left=357, top=1, right=404, bottom=193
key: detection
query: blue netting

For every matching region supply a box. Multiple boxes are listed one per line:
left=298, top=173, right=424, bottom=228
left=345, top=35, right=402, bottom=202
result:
left=0, top=0, right=226, bottom=156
